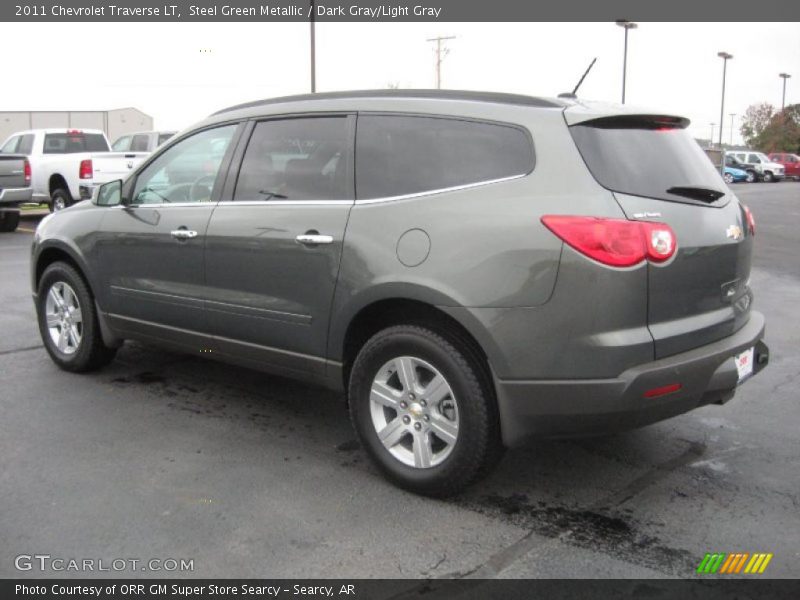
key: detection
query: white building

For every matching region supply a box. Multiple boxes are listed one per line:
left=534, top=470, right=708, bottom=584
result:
left=0, top=107, right=153, bottom=145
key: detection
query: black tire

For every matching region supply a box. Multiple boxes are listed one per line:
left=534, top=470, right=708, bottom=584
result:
left=36, top=261, right=117, bottom=372
left=763, top=171, right=774, bottom=183
left=745, top=170, right=756, bottom=183
left=50, top=188, right=72, bottom=212
left=723, top=173, right=734, bottom=184
left=0, top=209, right=20, bottom=232
left=348, top=324, right=503, bottom=497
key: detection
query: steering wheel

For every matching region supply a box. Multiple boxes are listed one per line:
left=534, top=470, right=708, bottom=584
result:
left=189, top=175, right=217, bottom=203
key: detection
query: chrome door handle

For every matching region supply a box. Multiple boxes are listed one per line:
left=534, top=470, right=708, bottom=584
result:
left=296, top=233, right=333, bottom=245
left=171, top=229, right=198, bottom=240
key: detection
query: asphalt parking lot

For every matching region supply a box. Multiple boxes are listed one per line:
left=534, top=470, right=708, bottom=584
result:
left=1, top=183, right=799, bottom=580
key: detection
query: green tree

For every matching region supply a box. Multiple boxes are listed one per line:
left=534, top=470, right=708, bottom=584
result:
left=760, top=105, right=800, bottom=153
left=740, top=102, right=774, bottom=147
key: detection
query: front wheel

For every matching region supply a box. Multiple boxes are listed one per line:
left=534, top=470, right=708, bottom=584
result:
left=763, top=171, right=774, bottom=183
left=723, top=172, right=734, bottom=184
left=36, top=262, right=117, bottom=372
left=745, top=170, right=756, bottom=183
left=348, top=324, right=502, bottom=497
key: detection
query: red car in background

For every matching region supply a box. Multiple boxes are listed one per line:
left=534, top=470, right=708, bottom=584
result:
left=768, top=153, right=800, bottom=180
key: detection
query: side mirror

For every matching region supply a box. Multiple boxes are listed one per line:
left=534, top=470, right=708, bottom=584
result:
left=94, top=179, right=123, bottom=207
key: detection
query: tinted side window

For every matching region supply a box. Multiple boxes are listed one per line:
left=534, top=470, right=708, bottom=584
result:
left=157, top=133, right=174, bottom=146
left=17, top=134, right=34, bottom=155
left=131, top=134, right=150, bottom=152
left=1, top=136, right=19, bottom=154
left=355, top=115, right=533, bottom=200
left=234, top=117, right=351, bottom=201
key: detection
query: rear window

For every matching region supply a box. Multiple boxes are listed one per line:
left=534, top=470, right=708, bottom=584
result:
left=43, top=133, right=109, bottom=154
left=570, top=116, right=726, bottom=204
left=157, top=133, right=174, bottom=146
left=356, top=115, right=533, bottom=200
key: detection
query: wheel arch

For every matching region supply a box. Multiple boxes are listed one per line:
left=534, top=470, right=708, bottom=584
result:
left=332, top=286, right=502, bottom=397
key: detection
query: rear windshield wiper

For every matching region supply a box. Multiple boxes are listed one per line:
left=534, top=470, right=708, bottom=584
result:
left=666, top=186, right=725, bottom=203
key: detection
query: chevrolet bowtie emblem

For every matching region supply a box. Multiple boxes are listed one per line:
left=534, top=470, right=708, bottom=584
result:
left=726, top=225, right=743, bottom=241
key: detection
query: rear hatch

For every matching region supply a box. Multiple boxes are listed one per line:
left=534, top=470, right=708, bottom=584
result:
left=0, top=155, right=29, bottom=191
left=567, top=113, right=754, bottom=358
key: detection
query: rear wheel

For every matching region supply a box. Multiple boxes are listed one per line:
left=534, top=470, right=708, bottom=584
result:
left=0, top=209, right=20, bottom=232
left=36, top=262, right=117, bottom=372
left=348, top=324, right=502, bottom=497
left=723, top=172, right=734, bottom=184
left=745, top=170, right=756, bottom=183
left=50, top=188, right=72, bottom=212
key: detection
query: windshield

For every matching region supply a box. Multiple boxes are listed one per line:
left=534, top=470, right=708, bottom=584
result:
left=570, top=116, right=726, bottom=205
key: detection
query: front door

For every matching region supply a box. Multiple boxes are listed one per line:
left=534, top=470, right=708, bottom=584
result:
left=204, top=115, right=354, bottom=376
left=94, top=123, right=241, bottom=349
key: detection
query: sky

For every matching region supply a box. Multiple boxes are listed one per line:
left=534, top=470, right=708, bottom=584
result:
left=1, top=21, right=798, bottom=144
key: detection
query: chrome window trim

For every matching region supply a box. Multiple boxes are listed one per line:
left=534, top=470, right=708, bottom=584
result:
left=354, top=173, right=527, bottom=205
left=216, top=199, right=353, bottom=207
left=117, top=202, right=218, bottom=209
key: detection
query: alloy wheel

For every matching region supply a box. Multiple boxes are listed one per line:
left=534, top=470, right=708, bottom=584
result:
left=369, top=356, right=459, bottom=469
left=44, top=281, right=83, bottom=355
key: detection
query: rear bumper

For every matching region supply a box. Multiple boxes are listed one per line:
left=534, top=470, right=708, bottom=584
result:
left=79, top=184, right=95, bottom=200
left=495, top=311, right=768, bottom=447
left=0, top=186, right=32, bottom=205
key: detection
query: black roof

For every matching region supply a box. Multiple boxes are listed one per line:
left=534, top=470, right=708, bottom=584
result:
left=212, top=89, right=564, bottom=116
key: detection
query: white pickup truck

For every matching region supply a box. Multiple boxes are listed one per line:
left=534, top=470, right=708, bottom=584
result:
left=0, top=129, right=148, bottom=211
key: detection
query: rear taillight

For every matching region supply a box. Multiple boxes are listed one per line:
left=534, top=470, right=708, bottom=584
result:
left=79, top=159, right=93, bottom=180
left=541, top=215, right=677, bottom=268
left=742, top=204, right=756, bottom=235
left=23, top=159, right=31, bottom=185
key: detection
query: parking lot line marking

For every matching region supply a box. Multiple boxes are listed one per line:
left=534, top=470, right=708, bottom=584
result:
left=17, top=227, right=35, bottom=233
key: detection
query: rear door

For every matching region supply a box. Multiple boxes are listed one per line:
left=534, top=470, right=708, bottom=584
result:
left=568, top=115, right=753, bottom=359
left=204, top=115, right=354, bottom=376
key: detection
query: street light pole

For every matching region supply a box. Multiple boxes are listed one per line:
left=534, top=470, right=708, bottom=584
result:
left=729, top=113, right=736, bottom=146
left=616, top=21, right=638, bottom=104
left=310, top=0, right=316, bottom=93
left=779, top=73, right=791, bottom=110
left=709, top=123, right=716, bottom=148
left=717, top=52, right=733, bottom=172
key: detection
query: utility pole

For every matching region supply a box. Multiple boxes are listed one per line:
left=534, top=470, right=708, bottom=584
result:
left=426, top=35, right=456, bottom=89
left=729, top=113, right=736, bottom=146
left=709, top=123, right=716, bottom=148
left=310, top=0, right=316, bottom=92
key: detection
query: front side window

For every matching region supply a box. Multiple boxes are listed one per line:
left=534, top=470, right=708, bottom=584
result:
left=747, top=154, right=761, bottom=163
left=355, top=115, right=533, bottom=200
left=112, top=136, right=131, bottom=151
left=43, top=132, right=109, bottom=154
left=131, top=125, right=237, bottom=205
left=1, top=136, right=19, bottom=153
left=234, top=117, right=351, bottom=201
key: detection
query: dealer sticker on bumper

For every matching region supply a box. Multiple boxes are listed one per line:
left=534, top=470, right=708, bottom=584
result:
left=736, top=347, right=755, bottom=383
